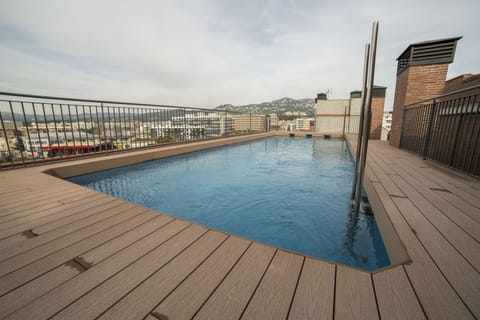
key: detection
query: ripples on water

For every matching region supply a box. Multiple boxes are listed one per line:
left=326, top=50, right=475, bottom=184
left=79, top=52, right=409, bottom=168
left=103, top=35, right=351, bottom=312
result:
left=69, top=137, right=390, bottom=270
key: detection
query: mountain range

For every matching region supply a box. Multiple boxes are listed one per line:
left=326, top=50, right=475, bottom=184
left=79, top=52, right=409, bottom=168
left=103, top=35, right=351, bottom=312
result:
left=215, top=97, right=315, bottom=117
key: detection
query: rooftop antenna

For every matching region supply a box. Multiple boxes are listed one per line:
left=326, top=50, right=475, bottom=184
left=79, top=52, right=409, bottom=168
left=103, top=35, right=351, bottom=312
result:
left=325, top=89, right=333, bottom=98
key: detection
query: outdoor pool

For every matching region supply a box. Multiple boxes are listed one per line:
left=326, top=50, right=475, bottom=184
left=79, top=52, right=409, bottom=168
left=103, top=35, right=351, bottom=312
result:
left=68, top=137, right=390, bottom=270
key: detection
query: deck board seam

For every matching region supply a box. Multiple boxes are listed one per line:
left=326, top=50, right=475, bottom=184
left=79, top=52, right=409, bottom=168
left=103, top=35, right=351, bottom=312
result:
left=237, top=249, right=278, bottom=320
left=332, top=264, right=337, bottom=320
left=370, top=272, right=381, bottom=319
left=142, top=234, right=236, bottom=319
left=285, top=255, right=306, bottom=320
left=189, top=240, right=254, bottom=320
left=401, top=264, right=428, bottom=319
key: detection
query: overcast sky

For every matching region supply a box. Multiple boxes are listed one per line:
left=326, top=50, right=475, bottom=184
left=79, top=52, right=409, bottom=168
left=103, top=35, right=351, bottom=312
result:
left=0, top=0, right=479, bottom=110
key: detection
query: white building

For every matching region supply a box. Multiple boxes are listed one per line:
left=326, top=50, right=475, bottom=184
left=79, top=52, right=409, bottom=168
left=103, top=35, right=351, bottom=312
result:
left=381, top=111, right=393, bottom=141
left=295, top=118, right=315, bottom=131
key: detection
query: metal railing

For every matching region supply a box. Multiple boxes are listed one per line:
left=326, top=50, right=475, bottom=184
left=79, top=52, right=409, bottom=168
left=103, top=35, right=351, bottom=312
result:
left=0, top=92, right=269, bottom=168
left=400, top=84, right=480, bottom=177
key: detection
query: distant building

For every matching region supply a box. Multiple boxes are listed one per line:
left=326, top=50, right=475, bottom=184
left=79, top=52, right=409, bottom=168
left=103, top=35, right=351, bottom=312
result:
left=315, top=87, right=386, bottom=139
left=169, top=112, right=233, bottom=137
left=0, top=120, right=24, bottom=137
left=231, top=114, right=278, bottom=132
left=295, top=118, right=315, bottom=131
left=381, top=111, right=392, bottom=141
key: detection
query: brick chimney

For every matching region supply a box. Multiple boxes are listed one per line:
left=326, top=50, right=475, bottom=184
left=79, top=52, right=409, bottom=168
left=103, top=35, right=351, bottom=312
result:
left=389, top=37, right=462, bottom=147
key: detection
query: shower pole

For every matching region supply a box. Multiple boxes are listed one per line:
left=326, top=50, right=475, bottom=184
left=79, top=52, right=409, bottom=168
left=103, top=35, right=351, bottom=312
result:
left=350, top=43, right=370, bottom=204
left=354, top=21, right=379, bottom=214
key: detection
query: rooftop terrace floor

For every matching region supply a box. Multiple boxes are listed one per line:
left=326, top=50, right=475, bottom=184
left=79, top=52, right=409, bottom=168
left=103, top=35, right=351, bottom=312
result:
left=0, top=133, right=478, bottom=319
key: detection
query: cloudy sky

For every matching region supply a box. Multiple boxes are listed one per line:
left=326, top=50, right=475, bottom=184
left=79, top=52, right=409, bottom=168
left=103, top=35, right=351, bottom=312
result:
left=0, top=0, right=479, bottom=110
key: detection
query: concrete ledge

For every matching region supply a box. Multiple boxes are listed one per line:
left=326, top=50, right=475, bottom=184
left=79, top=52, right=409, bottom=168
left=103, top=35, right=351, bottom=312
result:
left=274, top=131, right=344, bottom=138
left=47, top=133, right=275, bottom=178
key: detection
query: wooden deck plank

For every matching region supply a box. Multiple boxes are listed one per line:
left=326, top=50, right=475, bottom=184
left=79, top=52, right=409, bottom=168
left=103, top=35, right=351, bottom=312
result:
left=370, top=143, right=480, bottom=209
left=0, top=209, right=158, bottom=296
left=52, top=227, right=221, bottom=320
left=31, top=198, right=121, bottom=235
left=375, top=156, right=480, bottom=243
left=4, top=222, right=201, bottom=320
left=52, top=230, right=224, bottom=320
left=0, top=190, right=98, bottom=227
left=94, top=232, right=234, bottom=320
left=0, top=194, right=114, bottom=241
left=0, top=184, right=91, bottom=208
left=367, top=157, right=405, bottom=198
left=0, top=185, right=82, bottom=206
left=0, top=204, right=143, bottom=276
left=390, top=174, right=480, bottom=269
left=150, top=236, right=250, bottom=320
left=0, top=200, right=132, bottom=259
left=288, top=257, right=335, bottom=320
left=373, top=266, right=426, bottom=320
left=0, top=263, right=81, bottom=318
left=193, top=243, right=276, bottom=320
left=372, top=182, right=474, bottom=319
left=240, top=250, right=304, bottom=320
left=393, top=196, right=480, bottom=317
left=393, top=153, right=480, bottom=208
left=0, top=202, right=65, bottom=226
left=374, top=149, right=480, bottom=219
left=77, top=213, right=174, bottom=267
left=0, top=187, right=86, bottom=215
left=437, top=191, right=480, bottom=222
left=335, top=265, right=378, bottom=320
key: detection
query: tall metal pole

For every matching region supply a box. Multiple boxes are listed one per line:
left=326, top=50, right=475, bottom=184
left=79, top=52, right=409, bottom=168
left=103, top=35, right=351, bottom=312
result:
left=351, top=43, right=370, bottom=201
left=355, top=21, right=379, bottom=214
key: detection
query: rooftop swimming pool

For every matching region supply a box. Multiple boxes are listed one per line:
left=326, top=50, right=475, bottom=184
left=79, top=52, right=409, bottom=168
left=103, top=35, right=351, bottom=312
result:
left=68, top=137, right=390, bottom=270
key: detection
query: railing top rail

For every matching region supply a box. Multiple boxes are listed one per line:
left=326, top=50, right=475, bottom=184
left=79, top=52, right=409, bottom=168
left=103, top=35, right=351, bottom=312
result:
left=404, top=84, right=480, bottom=108
left=0, top=91, right=249, bottom=114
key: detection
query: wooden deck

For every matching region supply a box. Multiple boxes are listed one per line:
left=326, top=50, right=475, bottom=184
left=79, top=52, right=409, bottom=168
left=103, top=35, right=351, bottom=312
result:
left=0, top=134, right=479, bottom=319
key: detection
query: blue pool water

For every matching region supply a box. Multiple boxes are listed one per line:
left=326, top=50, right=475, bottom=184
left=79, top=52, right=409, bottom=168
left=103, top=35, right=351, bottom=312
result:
left=68, top=137, right=390, bottom=270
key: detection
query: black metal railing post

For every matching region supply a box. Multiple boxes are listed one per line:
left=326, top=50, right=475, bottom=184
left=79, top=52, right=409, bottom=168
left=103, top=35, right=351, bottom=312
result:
left=422, top=99, right=437, bottom=159
left=449, top=95, right=469, bottom=166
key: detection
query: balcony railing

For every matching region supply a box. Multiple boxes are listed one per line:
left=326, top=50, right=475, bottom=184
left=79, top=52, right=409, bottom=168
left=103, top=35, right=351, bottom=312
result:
left=400, top=85, right=480, bottom=177
left=0, top=92, right=269, bottom=168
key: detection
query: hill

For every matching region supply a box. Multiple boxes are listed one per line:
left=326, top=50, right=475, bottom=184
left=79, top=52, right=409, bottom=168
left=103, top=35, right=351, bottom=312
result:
left=215, top=97, right=315, bottom=118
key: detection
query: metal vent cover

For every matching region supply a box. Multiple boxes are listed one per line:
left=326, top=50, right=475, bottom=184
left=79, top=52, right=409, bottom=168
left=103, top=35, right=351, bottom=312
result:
left=396, top=37, right=462, bottom=74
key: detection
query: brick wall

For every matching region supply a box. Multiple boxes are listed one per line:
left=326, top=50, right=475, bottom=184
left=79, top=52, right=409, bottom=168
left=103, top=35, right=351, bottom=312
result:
left=390, top=64, right=448, bottom=147
left=370, top=97, right=384, bottom=139
left=444, top=74, right=480, bottom=93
